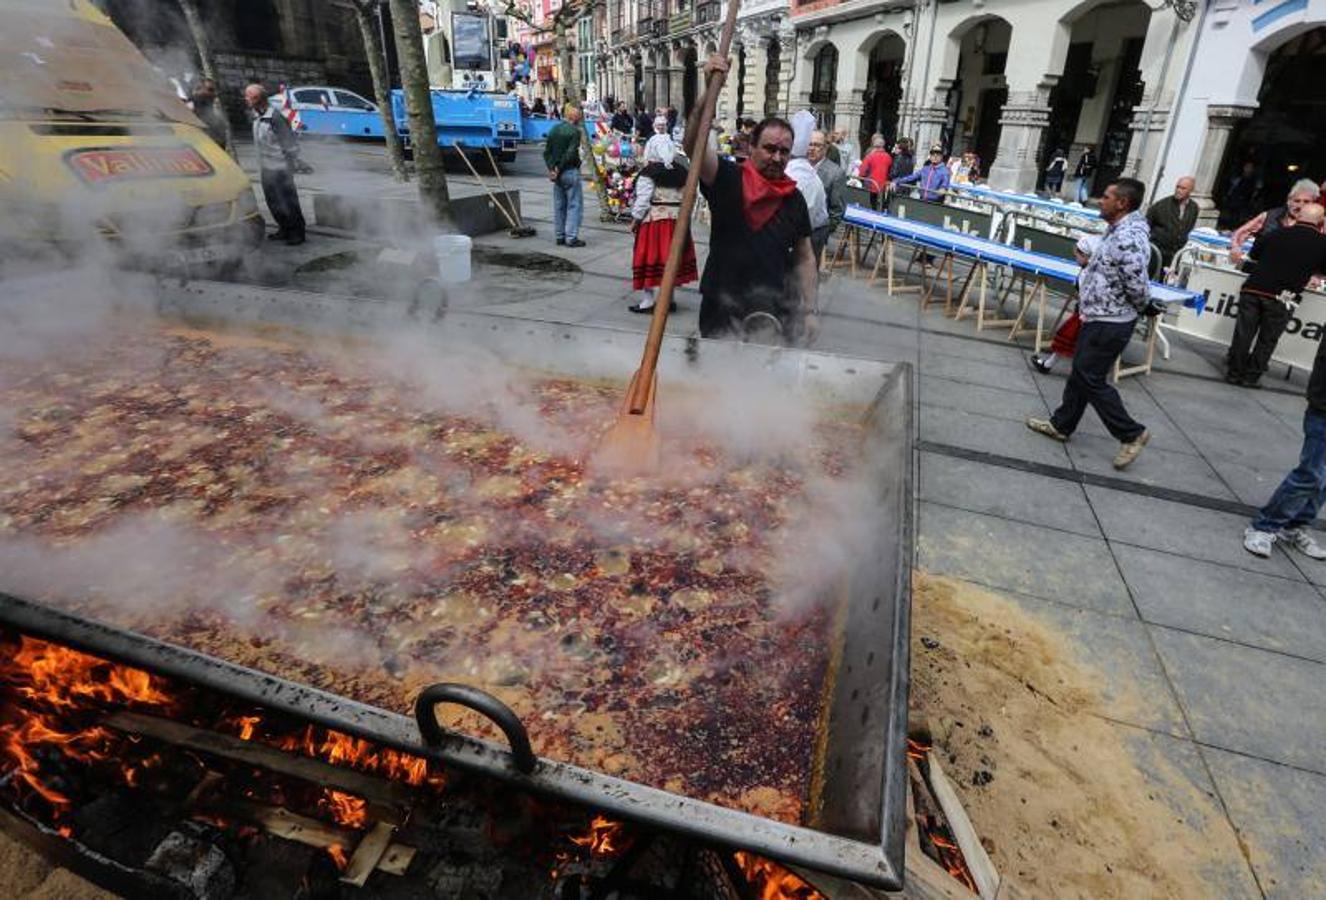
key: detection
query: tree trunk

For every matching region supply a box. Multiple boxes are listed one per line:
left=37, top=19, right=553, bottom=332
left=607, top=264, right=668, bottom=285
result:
left=555, top=20, right=577, bottom=106
left=177, top=0, right=234, bottom=157
left=388, top=0, right=452, bottom=226
left=353, top=1, right=408, bottom=183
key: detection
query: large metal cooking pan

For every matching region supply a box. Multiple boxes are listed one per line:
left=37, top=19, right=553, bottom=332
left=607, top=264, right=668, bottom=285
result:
left=0, top=277, right=912, bottom=891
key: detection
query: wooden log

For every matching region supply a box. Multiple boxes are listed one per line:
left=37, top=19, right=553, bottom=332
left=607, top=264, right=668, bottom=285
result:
left=104, top=711, right=414, bottom=817
left=194, top=796, right=414, bottom=877
left=925, top=752, right=999, bottom=900
left=340, top=820, right=396, bottom=887
left=892, top=781, right=976, bottom=900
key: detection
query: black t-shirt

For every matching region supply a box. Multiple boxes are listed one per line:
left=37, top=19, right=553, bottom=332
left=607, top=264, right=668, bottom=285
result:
left=699, top=158, right=812, bottom=317
left=1244, top=222, right=1326, bottom=299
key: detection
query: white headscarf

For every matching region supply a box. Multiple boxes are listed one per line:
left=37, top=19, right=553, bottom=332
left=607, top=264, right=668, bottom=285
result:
left=644, top=133, right=677, bottom=169
left=790, top=109, right=816, bottom=159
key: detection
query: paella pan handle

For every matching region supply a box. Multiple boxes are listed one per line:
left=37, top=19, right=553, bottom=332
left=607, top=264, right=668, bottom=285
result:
left=413, top=682, right=537, bottom=775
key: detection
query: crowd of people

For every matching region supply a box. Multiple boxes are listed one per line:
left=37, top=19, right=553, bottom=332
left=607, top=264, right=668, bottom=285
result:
left=564, top=57, right=1326, bottom=568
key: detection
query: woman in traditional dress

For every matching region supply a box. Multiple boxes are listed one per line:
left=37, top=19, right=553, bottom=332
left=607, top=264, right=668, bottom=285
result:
left=628, top=129, right=697, bottom=313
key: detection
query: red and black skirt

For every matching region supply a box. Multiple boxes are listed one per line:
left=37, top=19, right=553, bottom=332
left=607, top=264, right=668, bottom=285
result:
left=1051, top=310, right=1082, bottom=357
left=632, top=217, right=698, bottom=290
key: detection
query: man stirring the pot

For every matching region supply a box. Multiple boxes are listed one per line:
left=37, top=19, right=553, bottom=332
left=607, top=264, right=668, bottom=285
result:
left=694, top=56, right=818, bottom=343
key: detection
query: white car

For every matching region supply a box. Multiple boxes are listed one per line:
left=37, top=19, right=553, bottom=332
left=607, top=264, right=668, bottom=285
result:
left=268, top=86, right=385, bottom=139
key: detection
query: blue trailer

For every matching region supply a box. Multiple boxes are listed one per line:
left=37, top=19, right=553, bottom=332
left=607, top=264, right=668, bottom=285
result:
left=392, top=88, right=521, bottom=163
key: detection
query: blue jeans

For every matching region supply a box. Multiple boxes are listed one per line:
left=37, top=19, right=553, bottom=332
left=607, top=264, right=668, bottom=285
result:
left=1252, top=408, right=1326, bottom=532
left=552, top=168, right=582, bottom=241
left=1075, top=177, right=1091, bottom=203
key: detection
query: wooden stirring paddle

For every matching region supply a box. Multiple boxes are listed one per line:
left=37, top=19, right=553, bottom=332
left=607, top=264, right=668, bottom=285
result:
left=594, top=0, right=742, bottom=474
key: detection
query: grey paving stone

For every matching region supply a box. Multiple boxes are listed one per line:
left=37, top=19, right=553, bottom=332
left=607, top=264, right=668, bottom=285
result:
left=920, top=331, right=1026, bottom=365
left=1206, top=456, right=1298, bottom=506
left=918, top=502, right=1133, bottom=615
left=1151, top=627, right=1326, bottom=773
left=1146, top=377, right=1300, bottom=467
left=1109, top=724, right=1263, bottom=897
left=920, top=351, right=1040, bottom=395
left=1254, top=387, right=1313, bottom=433
left=1203, top=748, right=1326, bottom=898
left=919, top=451, right=1100, bottom=537
left=921, top=406, right=1073, bottom=468
left=920, top=374, right=1049, bottom=422
left=1085, top=485, right=1304, bottom=581
left=1115, top=544, right=1326, bottom=663
left=1007, top=593, right=1188, bottom=735
left=1065, top=433, right=1237, bottom=500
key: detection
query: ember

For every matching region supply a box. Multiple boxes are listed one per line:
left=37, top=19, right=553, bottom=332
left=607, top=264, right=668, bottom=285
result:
left=907, top=735, right=980, bottom=893
left=568, top=814, right=631, bottom=857
left=733, top=850, right=826, bottom=900
left=319, top=788, right=368, bottom=829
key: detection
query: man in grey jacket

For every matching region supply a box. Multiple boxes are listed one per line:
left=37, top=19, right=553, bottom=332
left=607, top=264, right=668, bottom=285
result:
left=1027, top=178, right=1152, bottom=469
left=808, top=130, right=847, bottom=259
left=245, top=83, right=306, bottom=246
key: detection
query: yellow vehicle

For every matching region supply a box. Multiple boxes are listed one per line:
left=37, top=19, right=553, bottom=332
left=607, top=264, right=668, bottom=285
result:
left=0, top=0, right=263, bottom=268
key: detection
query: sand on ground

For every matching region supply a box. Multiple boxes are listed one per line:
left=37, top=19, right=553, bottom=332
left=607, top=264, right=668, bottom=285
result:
left=0, top=830, right=113, bottom=899
left=910, top=572, right=1242, bottom=899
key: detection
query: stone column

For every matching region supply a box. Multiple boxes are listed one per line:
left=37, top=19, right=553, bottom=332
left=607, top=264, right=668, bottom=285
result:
left=911, top=79, right=953, bottom=155
left=775, top=24, right=797, bottom=116
left=741, top=34, right=771, bottom=120
left=655, top=64, right=670, bottom=111
left=838, top=88, right=866, bottom=152
left=1193, top=103, right=1256, bottom=225
left=717, top=40, right=740, bottom=126
left=643, top=59, right=657, bottom=108
left=668, top=46, right=687, bottom=111
left=986, top=88, right=1052, bottom=193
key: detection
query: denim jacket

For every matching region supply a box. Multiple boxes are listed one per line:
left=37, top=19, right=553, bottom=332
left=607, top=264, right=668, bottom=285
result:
left=1078, top=210, right=1150, bottom=321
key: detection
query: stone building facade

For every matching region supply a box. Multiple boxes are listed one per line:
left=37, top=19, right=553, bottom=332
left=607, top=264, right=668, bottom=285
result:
left=598, top=0, right=1227, bottom=200
left=106, top=0, right=372, bottom=123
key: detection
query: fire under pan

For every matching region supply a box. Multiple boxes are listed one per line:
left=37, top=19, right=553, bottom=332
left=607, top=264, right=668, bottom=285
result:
left=0, top=276, right=913, bottom=891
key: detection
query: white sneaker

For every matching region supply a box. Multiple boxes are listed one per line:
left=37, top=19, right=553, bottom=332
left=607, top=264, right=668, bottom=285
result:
left=1243, top=527, right=1276, bottom=558
left=1281, top=528, right=1326, bottom=560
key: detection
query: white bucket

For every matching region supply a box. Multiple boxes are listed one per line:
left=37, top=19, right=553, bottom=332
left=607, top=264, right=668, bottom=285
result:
left=434, top=234, right=472, bottom=283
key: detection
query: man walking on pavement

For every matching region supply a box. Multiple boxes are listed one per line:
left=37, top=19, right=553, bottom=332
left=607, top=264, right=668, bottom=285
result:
left=244, top=83, right=306, bottom=246
left=1244, top=273, right=1326, bottom=560
left=1027, top=178, right=1153, bottom=470
left=544, top=103, right=585, bottom=248
left=1225, top=203, right=1326, bottom=387
left=1145, top=175, right=1198, bottom=269
left=694, top=56, right=817, bottom=344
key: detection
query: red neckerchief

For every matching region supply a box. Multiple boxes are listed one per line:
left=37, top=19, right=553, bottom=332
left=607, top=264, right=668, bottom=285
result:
left=741, top=160, right=798, bottom=232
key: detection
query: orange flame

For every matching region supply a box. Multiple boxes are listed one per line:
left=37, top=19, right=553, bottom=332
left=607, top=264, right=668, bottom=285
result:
left=1, top=637, right=173, bottom=814
left=927, top=832, right=978, bottom=892
left=234, top=720, right=441, bottom=789
left=733, top=852, right=826, bottom=900
left=568, top=814, right=631, bottom=857
left=326, top=844, right=348, bottom=870
left=320, top=788, right=368, bottom=829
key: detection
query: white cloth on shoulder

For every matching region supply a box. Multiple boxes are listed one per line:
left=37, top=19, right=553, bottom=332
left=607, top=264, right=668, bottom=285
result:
left=644, top=133, right=676, bottom=168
